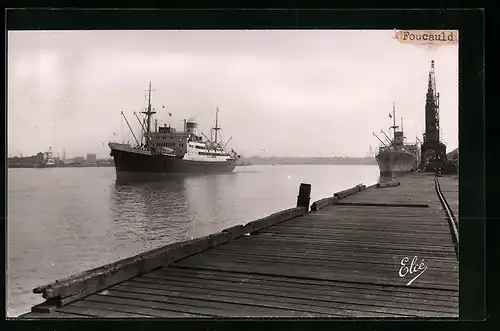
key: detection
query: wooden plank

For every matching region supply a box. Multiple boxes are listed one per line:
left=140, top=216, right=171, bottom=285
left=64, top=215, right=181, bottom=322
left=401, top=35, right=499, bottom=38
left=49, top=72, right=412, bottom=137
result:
left=258, top=227, right=453, bottom=239
left=334, top=185, right=366, bottom=199
left=83, top=289, right=327, bottom=317
left=17, top=311, right=86, bottom=318
left=257, top=227, right=453, bottom=239
left=205, top=241, right=458, bottom=262
left=79, top=294, right=221, bottom=317
left=141, top=279, right=457, bottom=312
left=155, top=268, right=458, bottom=300
left=377, top=181, right=401, bottom=188
left=123, top=280, right=456, bottom=316
left=135, top=273, right=458, bottom=311
left=60, top=299, right=204, bottom=318
left=110, top=283, right=381, bottom=317
left=201, top=249, right=459, bottom=271
left=172, top=260, right=458, bottom=290
left=252, top=224, right=454, bottom=239
left=57, top=304, right=152, bottom=318
left=222, top=237, right=458, bottom=253
left=332, top=201, right=429, bottom=208
left=111, top=282, right=445, bottom=317
left=303, top=209, right=447, bottom=219
left=230, top=236, right=457, bottom=253
left=275, top=224, right=452, bottom=234
left=209, top=245, right=460, bottom=263
left=174, top=255, right=458, bottom=287
left=261, top=223, right=451, bottom=240
left=310, top=196, right=338, bottom=211
left=258, top=226, right=454, bottom=240
left=249, top=232, right=456, bottom=248
left=242, top=207, right=306, bottom=234
left=211, top=238, right=459, bottom=256
left=274, top=217, right=452, bottom=227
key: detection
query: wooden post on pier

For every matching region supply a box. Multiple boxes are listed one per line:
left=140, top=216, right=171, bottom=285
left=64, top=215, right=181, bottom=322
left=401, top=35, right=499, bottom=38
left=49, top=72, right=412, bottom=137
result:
left=297, top=183, right=311, bottom=212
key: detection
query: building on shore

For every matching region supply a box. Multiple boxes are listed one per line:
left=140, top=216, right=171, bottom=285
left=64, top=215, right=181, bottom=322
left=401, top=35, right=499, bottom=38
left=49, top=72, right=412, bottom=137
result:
left=73, top=157, right=85, bottom=164
left=86, top=153, right=97, bottom=162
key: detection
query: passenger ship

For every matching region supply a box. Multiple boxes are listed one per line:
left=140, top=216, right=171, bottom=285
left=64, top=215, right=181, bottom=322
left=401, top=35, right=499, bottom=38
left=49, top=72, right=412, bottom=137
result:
left=109, top=82, right=240, bottom=181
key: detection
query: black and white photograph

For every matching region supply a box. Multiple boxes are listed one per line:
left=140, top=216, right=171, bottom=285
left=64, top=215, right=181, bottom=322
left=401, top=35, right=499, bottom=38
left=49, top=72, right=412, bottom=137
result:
left=8, top=27, right=459, bottom=318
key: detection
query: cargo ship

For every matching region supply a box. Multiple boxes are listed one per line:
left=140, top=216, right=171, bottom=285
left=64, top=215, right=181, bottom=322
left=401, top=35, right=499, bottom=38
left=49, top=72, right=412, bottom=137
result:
left=109, top=82, right=240, bottom=181
left=373, top=103, right=419, bottom=177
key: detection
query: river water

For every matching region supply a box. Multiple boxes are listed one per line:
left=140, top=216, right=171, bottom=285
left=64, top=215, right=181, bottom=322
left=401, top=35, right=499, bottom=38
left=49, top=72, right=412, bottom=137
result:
left=7, top=165, right=379, bottom=317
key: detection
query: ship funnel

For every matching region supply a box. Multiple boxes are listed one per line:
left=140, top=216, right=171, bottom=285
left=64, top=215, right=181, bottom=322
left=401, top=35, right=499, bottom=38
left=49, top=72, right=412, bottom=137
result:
left=186, top=121, right=199, bottom=135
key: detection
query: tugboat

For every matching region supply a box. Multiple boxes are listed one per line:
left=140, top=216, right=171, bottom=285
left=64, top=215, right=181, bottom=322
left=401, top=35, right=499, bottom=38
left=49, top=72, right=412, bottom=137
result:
left=373, top=103, right=419, bottom=177
left=109, top=82, right=240, bottom=181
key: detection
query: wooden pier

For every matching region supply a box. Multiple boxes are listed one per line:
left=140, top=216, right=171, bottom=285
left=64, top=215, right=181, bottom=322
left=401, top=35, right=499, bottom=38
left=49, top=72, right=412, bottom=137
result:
left=19, top=172, right=459, bottom=318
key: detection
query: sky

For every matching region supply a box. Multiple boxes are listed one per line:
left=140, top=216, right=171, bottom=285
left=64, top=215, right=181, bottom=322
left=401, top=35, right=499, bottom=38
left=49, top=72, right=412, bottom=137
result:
left=7, top=30, right=458, bottom=158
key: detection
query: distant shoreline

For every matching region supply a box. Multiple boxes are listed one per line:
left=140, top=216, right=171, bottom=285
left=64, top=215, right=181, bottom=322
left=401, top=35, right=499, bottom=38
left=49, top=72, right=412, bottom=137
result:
left=8, top=156, right=377, bottom=168
left=240, top=157, right=377, bottom=166
left=8, top=164, right=115, bottom=169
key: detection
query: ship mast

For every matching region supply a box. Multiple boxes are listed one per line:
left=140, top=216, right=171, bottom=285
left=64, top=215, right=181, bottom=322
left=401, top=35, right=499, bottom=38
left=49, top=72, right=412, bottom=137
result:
left=389, top=102, right=399, bottom=147
left=401, top=117, right=405, bottom=140
left=213, top=107, right=221, bottom=144
left=141, top=82, right=156, bottom=148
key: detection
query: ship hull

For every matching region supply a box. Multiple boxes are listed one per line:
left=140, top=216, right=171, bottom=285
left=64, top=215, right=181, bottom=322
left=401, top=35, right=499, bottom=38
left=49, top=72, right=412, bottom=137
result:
left=110, top=145, right=236, bottom=180
left=376, top=149, right=418, bottom=177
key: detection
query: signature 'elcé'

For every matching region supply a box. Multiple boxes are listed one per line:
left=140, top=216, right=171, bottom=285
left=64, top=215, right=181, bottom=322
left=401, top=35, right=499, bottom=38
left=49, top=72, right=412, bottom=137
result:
left=399, top=256, right=428, bottom=286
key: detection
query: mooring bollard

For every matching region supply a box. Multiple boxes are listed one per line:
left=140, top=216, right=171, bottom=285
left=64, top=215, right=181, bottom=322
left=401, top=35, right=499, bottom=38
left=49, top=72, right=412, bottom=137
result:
left=297, top=183, right=311, bottom=212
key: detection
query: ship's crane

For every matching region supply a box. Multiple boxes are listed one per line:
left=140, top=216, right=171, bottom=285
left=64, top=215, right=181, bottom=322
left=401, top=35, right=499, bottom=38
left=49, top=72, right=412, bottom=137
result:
left=121, top=111, right=140, bottom=146
left=223, top=137, right=233, bottom=149
left=380, top=130, right=392, bottom=145
left=15, top=149, right=24, bottom=167
left=372, top=132, right=387, bottom=147
left=420, top=60, right=448, bottom=170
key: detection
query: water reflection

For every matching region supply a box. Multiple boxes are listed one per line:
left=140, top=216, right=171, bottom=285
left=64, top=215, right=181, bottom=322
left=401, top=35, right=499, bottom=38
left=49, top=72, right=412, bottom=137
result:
left=110, top=176, right=187, bottom=248
left=108, top=173, right=240, bottom=252
left=183, top=173, right=239, bottom=237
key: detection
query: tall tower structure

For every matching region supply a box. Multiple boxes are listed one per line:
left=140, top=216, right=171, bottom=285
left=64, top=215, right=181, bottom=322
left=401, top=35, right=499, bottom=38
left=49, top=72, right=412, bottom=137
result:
left=420, top=60, right=447, bottom=169
left=425, top=60, right=440, bottom=143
